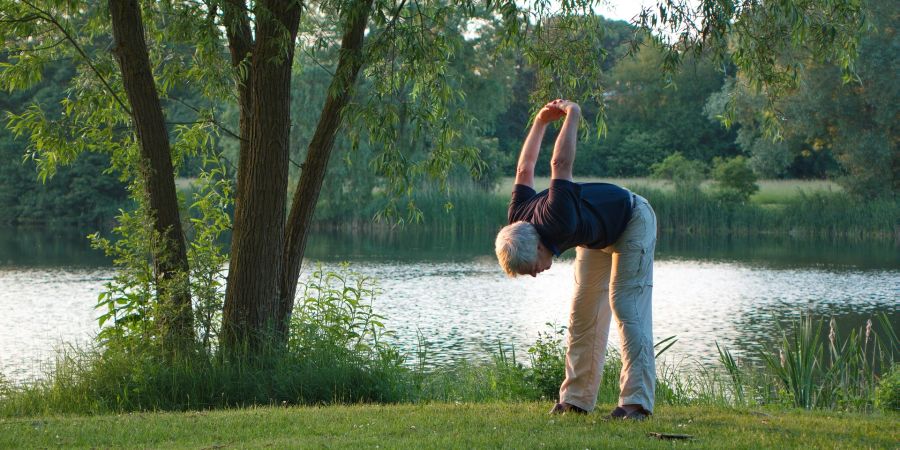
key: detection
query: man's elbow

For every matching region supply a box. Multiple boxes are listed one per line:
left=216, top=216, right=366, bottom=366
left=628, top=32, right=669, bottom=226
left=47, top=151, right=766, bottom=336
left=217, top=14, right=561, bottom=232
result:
left=516, top=166, right=534, bottom=178
left=551, top=158, right=573, bottom=173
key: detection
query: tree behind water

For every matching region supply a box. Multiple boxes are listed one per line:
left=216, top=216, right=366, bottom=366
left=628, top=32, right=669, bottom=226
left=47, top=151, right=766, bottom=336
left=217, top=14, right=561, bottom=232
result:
left=705, top=0, right=897, bottom=198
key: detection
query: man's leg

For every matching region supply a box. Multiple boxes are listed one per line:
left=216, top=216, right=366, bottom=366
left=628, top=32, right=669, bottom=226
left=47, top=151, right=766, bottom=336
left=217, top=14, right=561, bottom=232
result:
left=609, top=196, right=657, bottom=414
left=558, top=246, right=613, bottom=412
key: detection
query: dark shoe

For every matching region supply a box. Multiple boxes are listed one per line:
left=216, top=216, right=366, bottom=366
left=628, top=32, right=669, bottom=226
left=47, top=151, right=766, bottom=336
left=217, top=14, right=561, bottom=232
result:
left=604, top=406, right=627, bottom=420
left=548, top=402, right=588, bottom=415
left=604, top=406, right=651, bottom=421
left=624, top=409, right=650, bottom=421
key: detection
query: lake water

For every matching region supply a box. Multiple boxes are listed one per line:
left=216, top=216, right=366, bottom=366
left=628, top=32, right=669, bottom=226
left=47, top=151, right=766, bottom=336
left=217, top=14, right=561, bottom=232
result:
left=1, top=226, right=898, bottom=384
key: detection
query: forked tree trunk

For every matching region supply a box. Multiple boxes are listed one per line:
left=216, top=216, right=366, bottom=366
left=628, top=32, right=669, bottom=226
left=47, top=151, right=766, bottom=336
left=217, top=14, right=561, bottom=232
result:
left=108, top=0, right=193, bottom=349
left=277, top=0, right=375, bottom=337
left=221, top=0, right=302, bottom=352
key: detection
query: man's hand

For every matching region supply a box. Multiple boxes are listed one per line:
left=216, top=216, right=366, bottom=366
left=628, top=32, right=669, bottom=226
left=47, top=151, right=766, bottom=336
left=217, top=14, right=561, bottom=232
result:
left=551, top=99, right=581, bottom=115
left=535, top=100, right=566, bottom=125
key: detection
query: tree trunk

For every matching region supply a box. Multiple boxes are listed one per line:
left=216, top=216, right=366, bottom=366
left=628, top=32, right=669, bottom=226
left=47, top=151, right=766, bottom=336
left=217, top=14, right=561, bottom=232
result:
left=221, top=0, right=253, bottom=186
left=277, top=0, right=374, bottom=336
left=221, top=0, right=302, bottom=352
left=108, top=0, right=193, bottom=349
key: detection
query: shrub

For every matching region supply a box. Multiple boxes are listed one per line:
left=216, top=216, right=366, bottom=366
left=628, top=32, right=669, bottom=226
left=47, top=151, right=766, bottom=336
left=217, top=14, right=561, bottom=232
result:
left=710, top=156, right=759, bottom=203
left=650, top=152, right=706, bottom=193
left=874, top=366, right=899, bottom=412
left=526, top=324, right=567, bottom=399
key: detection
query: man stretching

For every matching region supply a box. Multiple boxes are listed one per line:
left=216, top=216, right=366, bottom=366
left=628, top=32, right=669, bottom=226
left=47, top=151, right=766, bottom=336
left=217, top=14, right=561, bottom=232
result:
left=494, top=99, right=657, bottom=420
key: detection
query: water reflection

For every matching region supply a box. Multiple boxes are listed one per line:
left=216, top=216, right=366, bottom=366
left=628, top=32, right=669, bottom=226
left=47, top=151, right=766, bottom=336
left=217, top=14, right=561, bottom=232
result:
left=658, top=234, right=900, bottom=270
left=0, top=227, right=110, bottom=267
left=0, top=226, right=897, bottom=382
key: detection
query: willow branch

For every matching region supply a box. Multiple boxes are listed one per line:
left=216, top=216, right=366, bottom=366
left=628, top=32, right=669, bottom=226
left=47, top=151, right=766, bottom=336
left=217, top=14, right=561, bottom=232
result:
left=20, top=0, right=133, bottom=116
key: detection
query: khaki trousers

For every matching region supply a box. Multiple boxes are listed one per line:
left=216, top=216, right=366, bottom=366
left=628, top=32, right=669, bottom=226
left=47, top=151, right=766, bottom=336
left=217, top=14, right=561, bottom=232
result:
left=559, top=195, right=657, bottom=413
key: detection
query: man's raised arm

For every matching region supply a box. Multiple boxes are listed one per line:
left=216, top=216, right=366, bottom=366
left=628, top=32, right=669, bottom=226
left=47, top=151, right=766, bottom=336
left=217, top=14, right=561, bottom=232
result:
left=550, top=100, right=580, bottom=182
left=515, top=102, right=565, bottom=188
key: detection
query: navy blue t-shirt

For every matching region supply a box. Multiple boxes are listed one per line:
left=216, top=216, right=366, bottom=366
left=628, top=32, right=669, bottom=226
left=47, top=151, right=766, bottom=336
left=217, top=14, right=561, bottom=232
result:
left=507, top=179, right=633, bottom=256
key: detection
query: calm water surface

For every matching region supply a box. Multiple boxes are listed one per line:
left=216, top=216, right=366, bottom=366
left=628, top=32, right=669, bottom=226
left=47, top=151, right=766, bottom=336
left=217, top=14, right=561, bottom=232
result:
left=1, top=227, right=898, bottom=383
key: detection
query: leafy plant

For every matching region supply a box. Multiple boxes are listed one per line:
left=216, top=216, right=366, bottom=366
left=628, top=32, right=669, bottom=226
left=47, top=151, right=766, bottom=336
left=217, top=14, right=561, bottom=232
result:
left=185, top=155, right=232, bottom=353
left=89, top=185, right=162, bottom=349
left=650, top=152, right=706, bottom=193
left=526, top=323, right=567, bottom=399
left=711, top=156, right=759, bottom=203
left=291, top=264, right=397, bottom=362
left=874, top=366, right=899, bottom=412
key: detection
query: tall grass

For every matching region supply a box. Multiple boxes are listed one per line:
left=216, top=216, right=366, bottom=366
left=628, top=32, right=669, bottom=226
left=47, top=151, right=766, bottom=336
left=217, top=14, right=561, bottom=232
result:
left=721, top=312, right=897, bottom=411
left=634, top=187, right=898, bottom=239
left=314, top=181, right=898, bottom=239
left=310, top=183, right=508, bottom=232
left=759, top=314, right=824, bottom=409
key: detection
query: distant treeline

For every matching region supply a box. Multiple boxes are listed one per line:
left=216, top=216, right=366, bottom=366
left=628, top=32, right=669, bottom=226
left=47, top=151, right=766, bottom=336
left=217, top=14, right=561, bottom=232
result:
left=0, top=62, right=128, bottom=227
left=1, top=4, right=895, bottom=228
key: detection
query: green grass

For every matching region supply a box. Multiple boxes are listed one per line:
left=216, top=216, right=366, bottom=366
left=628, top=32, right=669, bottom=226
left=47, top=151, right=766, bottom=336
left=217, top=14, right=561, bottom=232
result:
left=1, top=403, right=896, bottom=449
left=488, top=177, right=896, bottom=239
left=496, top=177, right=843, bottom=202
left=750, top=179, right=843, bottom=204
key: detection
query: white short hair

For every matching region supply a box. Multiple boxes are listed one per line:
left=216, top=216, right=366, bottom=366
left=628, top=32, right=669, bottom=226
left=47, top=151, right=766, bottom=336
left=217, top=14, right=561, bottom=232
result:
left=495, top=221, right=539, bottom=277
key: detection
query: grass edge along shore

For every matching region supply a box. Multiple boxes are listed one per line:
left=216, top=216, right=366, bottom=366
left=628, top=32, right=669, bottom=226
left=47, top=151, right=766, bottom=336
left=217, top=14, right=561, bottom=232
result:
left=1, top=402, right=897, bottom=449
left=313, top=178, right=898, bottom=239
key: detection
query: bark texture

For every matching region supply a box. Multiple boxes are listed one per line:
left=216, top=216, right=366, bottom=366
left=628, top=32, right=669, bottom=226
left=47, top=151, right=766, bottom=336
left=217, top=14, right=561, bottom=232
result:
left=221, top=0, right=303, bottom=351
left=108, top=0, right=193, bottom=348
left=278, top=0, right=375, bottom=334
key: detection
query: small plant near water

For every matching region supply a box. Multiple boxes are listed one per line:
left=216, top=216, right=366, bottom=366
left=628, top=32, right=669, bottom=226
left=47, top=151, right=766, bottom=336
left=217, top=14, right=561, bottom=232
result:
left=525, top=324, right=568, bottom=399
left=292, top=263, right=396, bottom=360
left=874, top=366, right=900, bottom=412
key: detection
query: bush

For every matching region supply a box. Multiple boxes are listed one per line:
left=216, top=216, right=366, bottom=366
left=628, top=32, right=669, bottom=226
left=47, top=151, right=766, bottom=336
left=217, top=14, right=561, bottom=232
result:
left=711, top=156, right=758, bottom=203
left=650, top=152, right=706, bottom=193
left=526, top=324, right=567, bottom=399
left=874, top=366, right=900, bottom=412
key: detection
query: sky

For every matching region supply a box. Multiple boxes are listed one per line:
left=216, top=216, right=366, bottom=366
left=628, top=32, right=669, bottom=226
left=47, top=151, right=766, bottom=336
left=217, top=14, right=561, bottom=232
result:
left=595, top=1, right=650, bottom=22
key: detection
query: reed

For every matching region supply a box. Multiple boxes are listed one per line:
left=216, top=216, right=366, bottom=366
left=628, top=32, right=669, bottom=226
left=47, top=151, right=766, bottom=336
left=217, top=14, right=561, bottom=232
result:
left=759, top=314, right=825, bottom=409
left=715, top=312, right=897, bottom=411
left=314, top=181, right=898, bottom=239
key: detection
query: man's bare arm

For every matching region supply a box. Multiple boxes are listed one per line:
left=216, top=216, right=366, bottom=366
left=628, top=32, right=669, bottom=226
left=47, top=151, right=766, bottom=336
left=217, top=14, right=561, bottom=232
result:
left=550, top=100, right=580, bottom=182
left=515, top=103, right=565, bottom=188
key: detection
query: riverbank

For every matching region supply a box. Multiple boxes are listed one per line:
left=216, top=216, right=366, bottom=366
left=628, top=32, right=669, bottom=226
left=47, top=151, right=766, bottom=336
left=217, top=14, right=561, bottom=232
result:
left=311, top=178, right=898, bottom=239
left=1, top=402, right=896, bottom=449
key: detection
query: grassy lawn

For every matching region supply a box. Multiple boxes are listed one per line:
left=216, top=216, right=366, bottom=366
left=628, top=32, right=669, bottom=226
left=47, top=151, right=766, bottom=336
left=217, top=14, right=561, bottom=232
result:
left=1, top=402, right=895, bottom=449
left=496, top=177, right=843, bottom=204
